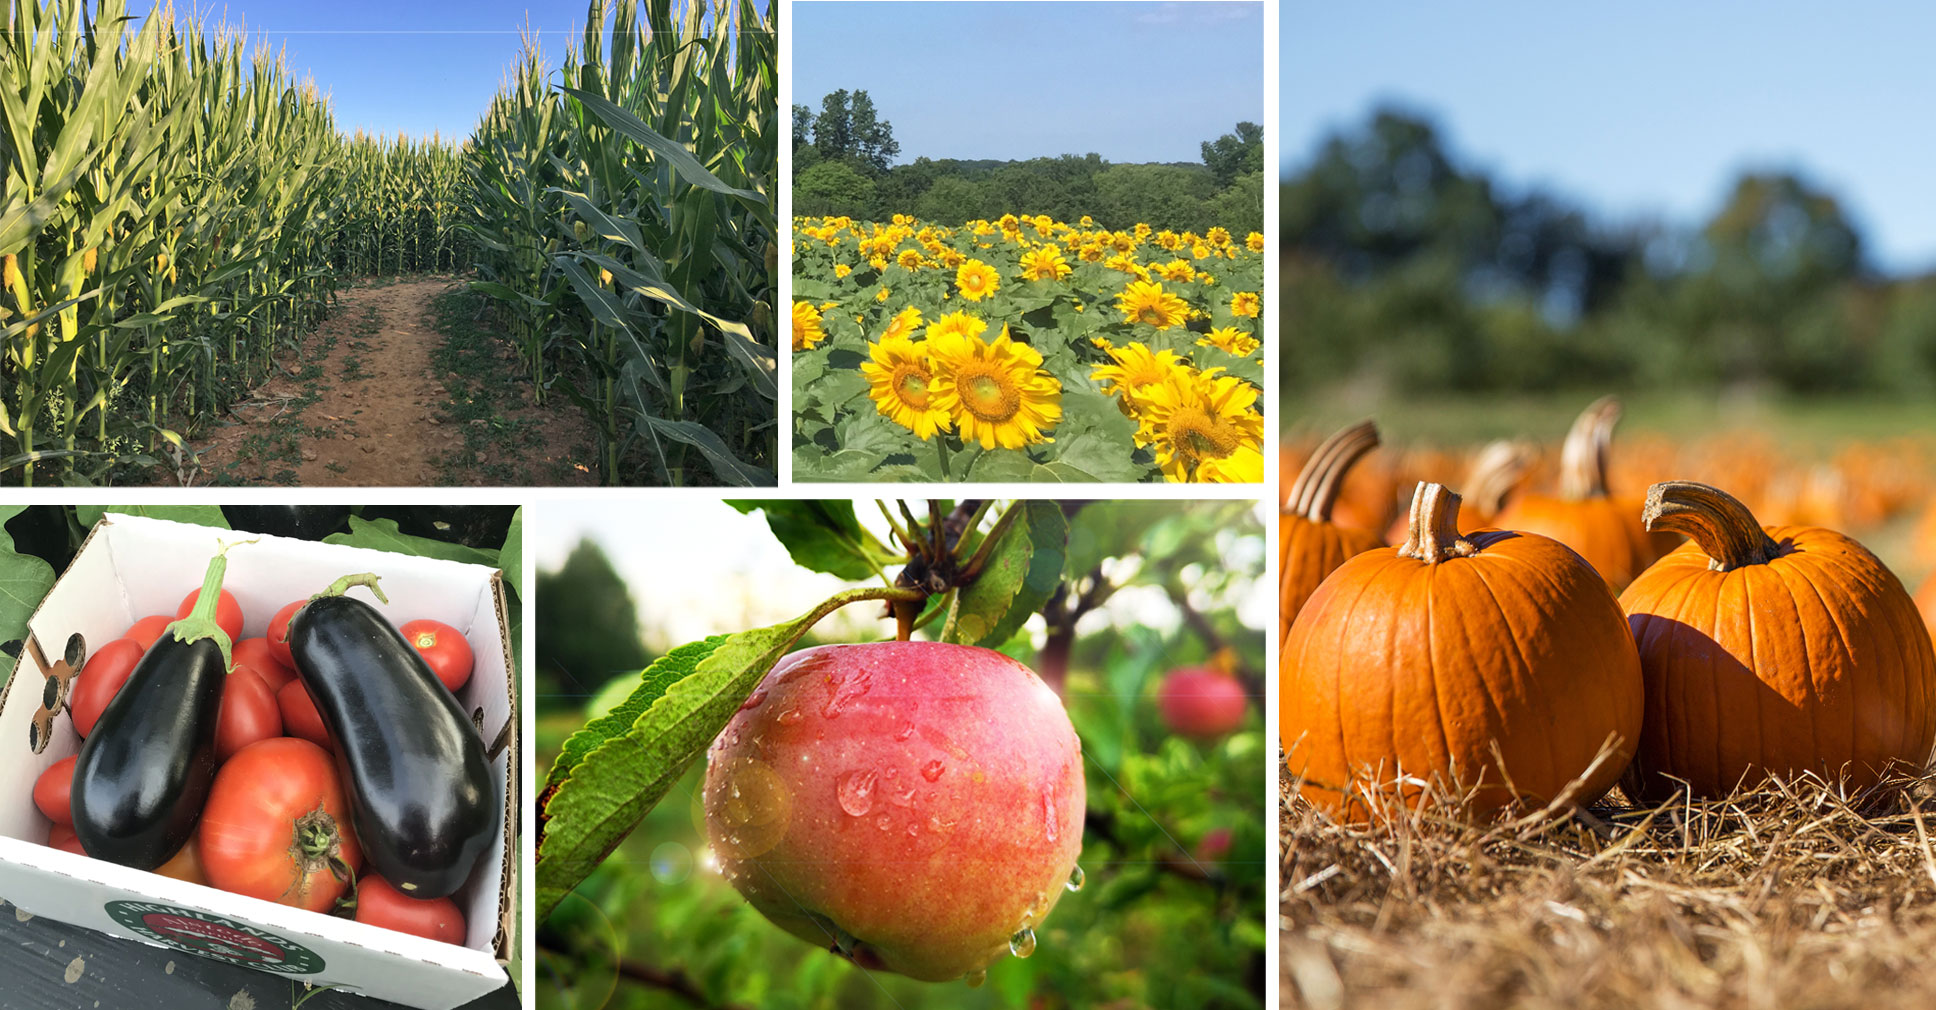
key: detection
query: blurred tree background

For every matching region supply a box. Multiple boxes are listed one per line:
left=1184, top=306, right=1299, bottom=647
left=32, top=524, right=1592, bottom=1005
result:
left=1282, top=107, right=1936, bottom=403
left=534, top=500, right=1268, bottom=1010
left=795, top=89, right=1264, bottom=234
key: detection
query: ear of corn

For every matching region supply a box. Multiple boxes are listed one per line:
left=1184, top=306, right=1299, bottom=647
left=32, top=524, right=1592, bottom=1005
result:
left=1, top=0, right=772, bottom=487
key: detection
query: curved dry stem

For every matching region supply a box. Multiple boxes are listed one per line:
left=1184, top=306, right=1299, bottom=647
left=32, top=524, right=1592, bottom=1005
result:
left=1396, top=483, right=1477, bottom=564
left=1288, top=420, right=1380, bottom=522
left=1464, top=439, right=1534, bottom=517
left=1558, top=395, right=1621, bottom=501
left=1643, top=480, right=1778, bottom=571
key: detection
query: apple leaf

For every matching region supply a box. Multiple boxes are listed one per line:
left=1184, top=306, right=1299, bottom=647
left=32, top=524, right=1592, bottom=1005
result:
left=725, top=499, right=895, bottom=580
left=0, top=506, right=56, bottom=689
left=534, top=586, right=909, bottom=921
left=942, top=501, right=1068, bottom=648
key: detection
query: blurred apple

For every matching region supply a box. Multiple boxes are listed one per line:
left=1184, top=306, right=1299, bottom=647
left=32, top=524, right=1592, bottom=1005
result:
left=1157, top=667, right=1249, bottom=739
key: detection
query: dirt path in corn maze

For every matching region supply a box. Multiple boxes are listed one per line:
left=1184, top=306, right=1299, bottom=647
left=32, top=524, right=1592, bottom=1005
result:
left=167, top=276, right=598, bottom=487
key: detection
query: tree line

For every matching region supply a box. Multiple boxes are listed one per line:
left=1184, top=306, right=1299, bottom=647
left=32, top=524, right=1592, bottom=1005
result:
left=794, top=90, right=1262, bottom=234
left=1283, top=108, right=1936, bottom=398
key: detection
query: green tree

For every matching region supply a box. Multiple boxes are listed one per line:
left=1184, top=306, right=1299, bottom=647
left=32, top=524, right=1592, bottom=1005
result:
left=535, top=539, right=650, bottom=698
left=1201, top=121, right=1263, bottom=189
left=847, top=90, right=899, bottom=173
left=812, top=89, right=853, bottom=162
left=795, top=159, right=877, bottom=218
left=1094, top=163, right=1217, bottom=232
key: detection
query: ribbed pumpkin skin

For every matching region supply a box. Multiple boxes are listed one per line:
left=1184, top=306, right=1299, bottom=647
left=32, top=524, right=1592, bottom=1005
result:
left=1279, top=517, right=1383, bottom=637
left=1282, top=528, right=1644, bottom=821
left=1620, top=526, right=1936, bottom=800
left=1494, top=494, right=1654, bottom=591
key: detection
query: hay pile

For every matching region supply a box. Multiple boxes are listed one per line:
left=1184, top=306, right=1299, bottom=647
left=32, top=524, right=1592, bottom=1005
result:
left=1281, top=772, right=1936, bottom=1009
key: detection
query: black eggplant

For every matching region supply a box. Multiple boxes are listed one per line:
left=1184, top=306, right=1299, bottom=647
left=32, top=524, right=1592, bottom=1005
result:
left=357, top=506, right=515, bottom=549
left=288, top=576, right=498, bottom=898
left=220, top=505, right=352, bottom=541
left=70, top=550, right=234, bottom=869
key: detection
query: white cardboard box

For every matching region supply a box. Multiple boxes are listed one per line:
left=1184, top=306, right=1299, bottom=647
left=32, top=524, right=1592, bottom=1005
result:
left=0, top=515, right=517, bottom=1009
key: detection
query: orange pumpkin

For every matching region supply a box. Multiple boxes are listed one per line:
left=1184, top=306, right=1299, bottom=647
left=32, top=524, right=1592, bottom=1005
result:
left=1280, top=421, right=1385, bottom=636
left=1282, top=482, right=1643, bottom=821
left=1620, top=480, right=1936, bottom=800
left=1495, top=396, right=1657, bottom=591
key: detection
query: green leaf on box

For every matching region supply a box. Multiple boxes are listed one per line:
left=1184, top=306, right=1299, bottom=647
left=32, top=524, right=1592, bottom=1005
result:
left=325, top=517, right=500, bottom=567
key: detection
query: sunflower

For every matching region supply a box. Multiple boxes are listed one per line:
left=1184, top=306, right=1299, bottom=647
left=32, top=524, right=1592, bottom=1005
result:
left=1090, top=342, right=1192, bottom=423
left=1230, top=291, right=1261, bottom=318
left=926, top=310, right=987, bottom=344
left=896, top=248, right=923, bottom=271
left=834, top=263, right=852, bottom=279
left=880, top=305, right=924, bottom=343
left=792, top=301, right=827, bottom=351
left=1206, top=226, right=1232, bottom=247
left=1134, top=372, right=1264, bottom=482
left=955, top=259, right=1000, bottom=301
left=860, top=334, right=952, bottom=440
left=1197, top=444, right=1263, bottom=483
left=1019, top=245, right=1071, bottom=282
left=1114, top=279, right=1190, bottom=330
left=1245, top=232, right=1264, bottom=252
left=1197, top=326, right=1260, bottom=357
left=929, top=325, right=1061, bottom=450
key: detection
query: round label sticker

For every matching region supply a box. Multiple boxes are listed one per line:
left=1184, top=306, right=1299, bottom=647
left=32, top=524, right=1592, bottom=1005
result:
left=104, top=901, right=325, bottom=975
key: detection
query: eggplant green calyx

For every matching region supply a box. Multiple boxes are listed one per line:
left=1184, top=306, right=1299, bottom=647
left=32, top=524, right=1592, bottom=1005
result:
left=312, top=572, right=388, bottom=605
left=169, top=538, right=252, bottom=672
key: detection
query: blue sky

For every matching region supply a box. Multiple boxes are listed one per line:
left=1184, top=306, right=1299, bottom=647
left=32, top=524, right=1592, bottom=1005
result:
left=122, top=0, right=762, bottom=141
left=793, top=1, right=1264, bottom=165
left=1283, top=1, right=1936, bottom=274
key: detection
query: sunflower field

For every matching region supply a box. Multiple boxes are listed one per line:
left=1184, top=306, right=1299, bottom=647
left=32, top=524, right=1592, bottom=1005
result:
left=792, top=214, right=1265, bottom=483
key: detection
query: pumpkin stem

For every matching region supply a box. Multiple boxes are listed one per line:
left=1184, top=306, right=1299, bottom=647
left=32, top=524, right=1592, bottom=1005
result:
left=1557, top=396, right=1620, bottom=501
left=1287, top=420, right=1379, bottom=523
left=1464, top=439, right=1534, bottom=518
left=1642, top=481, right=1779, bottom=571
left=1397, top=483, right=1477, bottom=564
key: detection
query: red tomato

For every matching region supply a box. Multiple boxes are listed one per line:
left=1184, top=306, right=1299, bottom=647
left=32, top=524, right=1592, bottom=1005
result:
left=278, top=679, right=332, bottom=750
left=69, top=638, right=146, bottom=737
left=399, top=620, right=474, bottom=692
left=233, top=638, right=295, bottom=692
left=216, top=669, right=282, bottom=762
left=267, top=599, right=305, bottom=669
left=47, top=822, right=84, bottom=854
left=353, top=875, right=467, bottom=945
left=126, top=615, right=174, bottom=650
left=155, top=838, right=208, bottom=886
left=32, top=756, right=76, bottom=825
left=199, top=738, right=361, bottom=912
left=177, top=588, right=244, bottom=643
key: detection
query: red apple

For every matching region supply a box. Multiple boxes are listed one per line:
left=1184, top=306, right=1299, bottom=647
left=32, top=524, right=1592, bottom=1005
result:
left=1157, top=668, right=1249, bottom=739
left=703, top=641, right=1085, bottom=983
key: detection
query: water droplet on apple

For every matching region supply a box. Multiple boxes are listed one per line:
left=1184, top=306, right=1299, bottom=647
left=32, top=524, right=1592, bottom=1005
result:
left=905, top=823, right=919, bottom=837
left=822, top=669, right=873, bottom=718
left=895, top=721, right=914, bottom=741
left=1009, top=927, right=1036, bottom=958
left=836, top=769, right=877, bottom=816
left=891, top=786, right=917, bottom=808
left=928, top=813, right=958, bottom=833
left=921, top=760, right=945, bottom=782
left=739, top=688, right=767, bottom=711
left=875, top=815, right=892, bottom=831
left=1066, top=865, right=1085, bottom=892
left=777, top=708, right=803, bottom=726
left=963, top=969, right=987, bottom=988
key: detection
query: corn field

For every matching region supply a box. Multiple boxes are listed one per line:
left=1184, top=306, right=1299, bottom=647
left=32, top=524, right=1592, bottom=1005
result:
left=465, top=0, right=778, bottom=486
left=1, top=0, right=776, bottom=487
